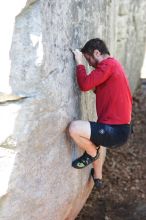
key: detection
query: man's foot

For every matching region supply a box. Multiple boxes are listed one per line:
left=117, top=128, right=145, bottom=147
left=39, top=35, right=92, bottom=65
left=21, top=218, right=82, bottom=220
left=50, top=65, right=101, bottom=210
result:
left=72, top=150, right=99, bottom=169
left=91, top=168, right=103, bottom=189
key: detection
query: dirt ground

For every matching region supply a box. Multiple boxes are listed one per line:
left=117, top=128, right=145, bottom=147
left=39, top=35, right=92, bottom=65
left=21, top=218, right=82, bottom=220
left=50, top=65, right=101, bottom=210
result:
left=76, top=79, right=146, bottom=220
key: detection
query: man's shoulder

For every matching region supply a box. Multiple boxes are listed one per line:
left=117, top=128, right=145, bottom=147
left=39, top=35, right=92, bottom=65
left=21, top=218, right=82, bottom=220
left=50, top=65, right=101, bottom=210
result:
left=97, top=57, right=116, bottom=69
left=105, top=57, right=127, bottom=77
left=104, top=57, right=119, bottom=64
left=103, top=57, right=124, bottom=70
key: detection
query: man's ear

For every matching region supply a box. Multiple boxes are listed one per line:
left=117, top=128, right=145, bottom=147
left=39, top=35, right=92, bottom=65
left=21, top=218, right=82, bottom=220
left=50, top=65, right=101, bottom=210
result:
left=93, top=49, right=101, bottom=57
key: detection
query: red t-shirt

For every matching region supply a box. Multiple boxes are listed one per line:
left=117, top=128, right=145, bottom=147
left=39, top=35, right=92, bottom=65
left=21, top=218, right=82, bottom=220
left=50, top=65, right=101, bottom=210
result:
left=76, top=57, right=132, bottom=124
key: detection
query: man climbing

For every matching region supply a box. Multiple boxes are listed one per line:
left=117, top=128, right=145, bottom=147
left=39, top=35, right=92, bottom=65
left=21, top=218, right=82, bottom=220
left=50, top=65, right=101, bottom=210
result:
left=68, top=38, right=132, bottom=189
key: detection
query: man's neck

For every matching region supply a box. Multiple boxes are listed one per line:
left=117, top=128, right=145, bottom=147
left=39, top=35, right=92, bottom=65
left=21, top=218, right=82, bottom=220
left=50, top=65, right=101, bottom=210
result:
left=98, top=54, right=110, bottom=63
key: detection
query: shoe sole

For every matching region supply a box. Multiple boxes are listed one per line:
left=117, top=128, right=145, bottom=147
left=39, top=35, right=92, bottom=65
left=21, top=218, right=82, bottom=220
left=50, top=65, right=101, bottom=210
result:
left=72, top=152, right=99, bottom=169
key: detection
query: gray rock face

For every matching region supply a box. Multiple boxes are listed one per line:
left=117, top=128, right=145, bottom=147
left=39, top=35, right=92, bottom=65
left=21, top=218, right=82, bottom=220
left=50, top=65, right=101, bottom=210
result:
left=0, top=0, right=146, bottom=219
left=116, top=0, right=146, bottom=91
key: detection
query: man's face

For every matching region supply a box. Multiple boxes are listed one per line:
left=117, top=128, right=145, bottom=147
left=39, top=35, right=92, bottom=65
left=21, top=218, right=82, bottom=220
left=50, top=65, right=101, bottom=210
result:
left=83, top=50, right=100, bottom=68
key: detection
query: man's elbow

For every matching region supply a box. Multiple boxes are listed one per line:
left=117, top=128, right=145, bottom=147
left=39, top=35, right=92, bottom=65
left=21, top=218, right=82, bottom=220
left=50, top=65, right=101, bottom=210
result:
left=79, top=84, right=90, bottom=92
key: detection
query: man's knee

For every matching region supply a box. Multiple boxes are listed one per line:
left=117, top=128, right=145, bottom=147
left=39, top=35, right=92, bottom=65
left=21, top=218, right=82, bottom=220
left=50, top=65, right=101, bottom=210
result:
left=68, top=120, right=80, bottom=137
left=68, top=120, right=91, bottom=139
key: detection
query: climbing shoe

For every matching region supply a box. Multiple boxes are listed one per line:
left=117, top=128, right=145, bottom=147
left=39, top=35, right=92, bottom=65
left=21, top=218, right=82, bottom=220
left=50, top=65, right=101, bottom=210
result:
left=72, top=149, right=99, bottom=169
left=91, top=168, right=103, bottom=190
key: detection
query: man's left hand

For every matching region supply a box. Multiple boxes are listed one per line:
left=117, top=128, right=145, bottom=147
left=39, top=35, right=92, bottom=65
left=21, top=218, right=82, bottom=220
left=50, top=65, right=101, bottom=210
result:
left=71, top=49, right=83, bottom=65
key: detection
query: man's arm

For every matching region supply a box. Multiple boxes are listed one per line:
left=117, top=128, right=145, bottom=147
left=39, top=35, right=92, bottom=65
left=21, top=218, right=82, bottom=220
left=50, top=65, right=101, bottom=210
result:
left=76, top=64, right=113, bottom=92
left=71, top=49, right=113, bottom=92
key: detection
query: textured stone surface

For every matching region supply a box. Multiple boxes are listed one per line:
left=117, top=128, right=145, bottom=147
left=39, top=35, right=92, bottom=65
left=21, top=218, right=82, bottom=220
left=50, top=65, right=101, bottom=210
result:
left=116, top=0, right=146, bottom=91
left=0, top=0, right=146, bottom=220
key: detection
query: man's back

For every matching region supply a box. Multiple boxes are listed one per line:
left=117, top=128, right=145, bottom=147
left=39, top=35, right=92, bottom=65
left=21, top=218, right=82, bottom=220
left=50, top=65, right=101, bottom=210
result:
left=76, top=57, right=132, bottom=124
left=94, top=57, right=132, bottom=124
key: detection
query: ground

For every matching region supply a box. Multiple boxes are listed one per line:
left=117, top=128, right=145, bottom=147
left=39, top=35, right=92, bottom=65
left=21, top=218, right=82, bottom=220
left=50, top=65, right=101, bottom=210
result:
left=76, top=79, right=146, bottom=220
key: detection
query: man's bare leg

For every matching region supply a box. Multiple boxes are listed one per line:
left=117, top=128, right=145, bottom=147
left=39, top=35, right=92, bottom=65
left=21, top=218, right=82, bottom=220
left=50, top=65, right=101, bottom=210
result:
left=92, top=146, right=106, bottom=179
left=68, top=120, right=105, bottom=179
left=68, top=120, right=97, bottom=157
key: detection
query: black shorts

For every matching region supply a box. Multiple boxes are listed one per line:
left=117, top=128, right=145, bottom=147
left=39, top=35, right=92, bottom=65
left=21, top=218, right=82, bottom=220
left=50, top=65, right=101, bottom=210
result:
left=89, top=121, right=132, bottom=148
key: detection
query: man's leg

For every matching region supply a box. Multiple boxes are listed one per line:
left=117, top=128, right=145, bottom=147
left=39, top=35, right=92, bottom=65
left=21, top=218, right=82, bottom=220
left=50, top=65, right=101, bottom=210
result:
left=68, top=120, right=106, bottom=178
left=92, top=146, right=106, bottom=179
left=68, top=120, right=97, bottom=157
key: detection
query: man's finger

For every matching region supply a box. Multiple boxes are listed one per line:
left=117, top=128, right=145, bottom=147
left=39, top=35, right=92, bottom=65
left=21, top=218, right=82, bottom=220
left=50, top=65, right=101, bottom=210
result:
left=69, top=48, right=81, bottom=53
left=74, top=49, right=80, bottom=53
left=69, top=48, right=74, bottom=53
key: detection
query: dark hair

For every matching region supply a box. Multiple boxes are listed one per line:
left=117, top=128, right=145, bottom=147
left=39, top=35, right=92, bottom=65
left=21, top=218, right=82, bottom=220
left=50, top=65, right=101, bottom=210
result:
left=81, top=38, right=110, bottom=55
